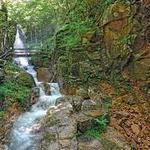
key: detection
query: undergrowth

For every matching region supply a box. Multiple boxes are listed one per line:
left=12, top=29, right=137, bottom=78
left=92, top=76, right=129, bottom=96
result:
left=83, top=114, right=109, bottom=139
left=0, top=81, right=30, bottom=109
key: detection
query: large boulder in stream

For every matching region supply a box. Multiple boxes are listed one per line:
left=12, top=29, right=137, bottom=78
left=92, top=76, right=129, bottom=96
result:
left=37, top=68, right=53, bottom=83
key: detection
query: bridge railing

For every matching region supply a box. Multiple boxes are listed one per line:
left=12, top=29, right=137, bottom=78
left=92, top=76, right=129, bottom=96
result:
left=13, top=48, right=49, bottom=57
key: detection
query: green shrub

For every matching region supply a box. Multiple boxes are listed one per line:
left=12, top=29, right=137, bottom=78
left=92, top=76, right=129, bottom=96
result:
left=0, top=81, right=30, bottom=107
left=83, top=114, right=109, bottom=139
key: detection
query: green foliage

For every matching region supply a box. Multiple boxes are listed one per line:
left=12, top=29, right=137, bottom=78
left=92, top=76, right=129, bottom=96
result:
left=110, top=70, right=122, bottom=89
left=95, top=115, right=109, bottom=132
left=56, top=19, right=95, bottom=49
left=83, top=115, right=109, bottom=139
left=119, top=34, right=137, bottom=46
left=0, top=80, right=30, bottom=107
left=8, top=0, right=53, bottom=28
left=0, top=63, right=33, bottom=111
left=84, top=129, right=101, bottom=139
left=43, top=133, right=56, bottom=142
left=31, top=53, right=51, bottom=68
left=100, top=0, right=115, bottom=12
left=0, top=1, right=16, bottom=55
left=4, top=62, right=22, bottom=73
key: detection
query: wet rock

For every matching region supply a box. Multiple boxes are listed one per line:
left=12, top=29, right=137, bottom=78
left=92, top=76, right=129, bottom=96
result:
left=38, top=94, right=131, bottom=150
left=37, top=68, right=52, bottom=83
left=43, top=83, right=51, bottom=95
left=31, top=87, right=40, bottom=104
left=32, top=87, right=40, bottom=97
left=40, top=96, right=104, bottom=150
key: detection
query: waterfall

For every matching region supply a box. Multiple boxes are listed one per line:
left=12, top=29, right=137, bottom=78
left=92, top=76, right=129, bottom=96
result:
left=6, top=26, right=62, bottom=150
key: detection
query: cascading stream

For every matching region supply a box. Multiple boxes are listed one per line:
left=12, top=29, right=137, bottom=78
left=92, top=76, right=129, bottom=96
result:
left=6, top=26, right=62, bottom=150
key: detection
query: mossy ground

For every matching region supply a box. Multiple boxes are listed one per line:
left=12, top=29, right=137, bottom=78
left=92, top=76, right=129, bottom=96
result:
left=0, top=62, right=34, bottom=112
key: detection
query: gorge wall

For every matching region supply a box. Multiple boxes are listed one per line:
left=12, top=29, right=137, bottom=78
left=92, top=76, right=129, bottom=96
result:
left=40, top=1, right=150, bottom=149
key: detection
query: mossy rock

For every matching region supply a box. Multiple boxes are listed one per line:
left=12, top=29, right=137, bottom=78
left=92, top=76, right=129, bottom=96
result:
left=16, top=72, right=34, bottom=88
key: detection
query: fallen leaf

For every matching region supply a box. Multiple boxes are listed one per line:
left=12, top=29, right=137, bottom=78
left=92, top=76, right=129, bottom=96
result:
left=131, top=124, right=140, bottom=135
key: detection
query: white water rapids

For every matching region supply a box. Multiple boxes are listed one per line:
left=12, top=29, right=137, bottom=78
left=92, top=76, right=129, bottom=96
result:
left=6, top=26, right=62, bottom=150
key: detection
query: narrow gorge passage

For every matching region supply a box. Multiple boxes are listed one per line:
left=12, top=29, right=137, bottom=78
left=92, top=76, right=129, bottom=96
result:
left=1, top=1, right=150, bottom=149
left=6, top=27, right=62, bottom=150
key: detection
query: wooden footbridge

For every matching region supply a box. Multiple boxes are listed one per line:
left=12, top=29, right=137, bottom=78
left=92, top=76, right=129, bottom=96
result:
left=14, top=48, right=45, bottom=57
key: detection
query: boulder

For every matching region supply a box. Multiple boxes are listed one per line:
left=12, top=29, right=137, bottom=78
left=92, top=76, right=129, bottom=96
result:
left=40, top=101, right=77, bottom=150
left=37, top=68, right=52, bottom=83
left=31, top=87, right=40, bottom=105
left=43, top=83, right=51, bottom=95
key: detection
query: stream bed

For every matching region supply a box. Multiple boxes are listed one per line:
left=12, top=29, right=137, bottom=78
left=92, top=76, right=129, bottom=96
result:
left=6, top=26, right=61, bottom=150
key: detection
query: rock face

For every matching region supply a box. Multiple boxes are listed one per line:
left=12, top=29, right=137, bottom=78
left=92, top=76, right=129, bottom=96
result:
left=38, top=96, right=130, bottom=150
left=129, top=1, right=150, bottom=93
left=52, top=2, right=150, bottom=148
left=54, top=0, right=149, bottom=98
left=103, top=0, right=132, bottom=68
left=39, top=101, right=77, bottom=150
